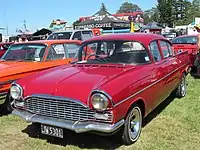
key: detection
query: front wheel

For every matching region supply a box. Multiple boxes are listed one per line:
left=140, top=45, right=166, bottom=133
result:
left=175, top=74, right=187, bottom=98
left=1, top=94, right=14, bottom=114
left=120, top=105, right=143, bottom=145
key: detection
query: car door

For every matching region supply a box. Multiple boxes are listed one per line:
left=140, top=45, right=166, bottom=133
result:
left=159, top=40, right=179, bottom=99
left=166, top=41, right=180, bottom=91
left=148, top=41, right=169, bottom=108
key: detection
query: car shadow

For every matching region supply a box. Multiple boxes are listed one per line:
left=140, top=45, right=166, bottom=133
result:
left=143, top=95, right=175, bottom=127
left=22, top=95, right=176, bottom=149
left=22, top=124, right=123, bottom=149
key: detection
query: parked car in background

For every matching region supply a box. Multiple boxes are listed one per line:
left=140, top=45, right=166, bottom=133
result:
left=162, top=33, right=176, bottom=41
left=171, top=34, right=198, bottom=67
left=0, top=42, right=14, bottom=58
left=0, top=39, right=81, bottom=114
left=12, top=33, right=189, bottom=145
left=47, top=29, right=99, bottom=41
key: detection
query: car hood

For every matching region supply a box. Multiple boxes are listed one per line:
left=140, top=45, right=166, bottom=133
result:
left=0, top=61, right=49, bottom=78
left=20, top=64, right=137, bottom=105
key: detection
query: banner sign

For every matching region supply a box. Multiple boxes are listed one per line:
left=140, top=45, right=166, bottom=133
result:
left=75, top=22, right=130, bottom=29
left=75, top=23, right=112, bottom=29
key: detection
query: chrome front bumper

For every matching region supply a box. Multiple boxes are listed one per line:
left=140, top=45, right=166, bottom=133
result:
left=12, top=109, right=125, bottom=133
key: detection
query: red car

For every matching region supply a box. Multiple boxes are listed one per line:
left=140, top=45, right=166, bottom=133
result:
left=12, top=33, right=189, bottom=145
left=172, top=34, right=198, bottom=66
left=0, top=42, right=14, bottom=57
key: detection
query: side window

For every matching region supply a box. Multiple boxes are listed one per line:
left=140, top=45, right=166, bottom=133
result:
left=82, top=31, right=93, bottom=41
left=166, top=42, right=173, bottom=56
left=100, top=42, right=115, bottom=56
left=82, top=43, right=98, bottom=60
left=160, top=40, right=171, bottom=58
left=149, top=41, right=162, bottom=62
left=72, top=31, right=82, bottom=40
left=65, top=44, right=80, bottom=58
left=47, top=44, right=65, bottom=60
left=119, top=41, right=150, bottom=64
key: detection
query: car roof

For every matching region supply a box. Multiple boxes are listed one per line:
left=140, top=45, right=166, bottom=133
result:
left=51, top=29, right=93, bottom=33
left=175, top=34, right=198, bottom=38
left=0, top=42, right=14, bottom=45
left=84, top=33, right=168, bottom=45
left=12, top=40, right=82, bottom=45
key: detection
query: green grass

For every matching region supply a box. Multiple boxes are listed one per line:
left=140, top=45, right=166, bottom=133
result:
left=0, top=75, right=200, bottom=150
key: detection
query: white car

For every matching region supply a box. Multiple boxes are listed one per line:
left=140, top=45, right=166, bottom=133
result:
left=47, top=30, right=94, bottom=41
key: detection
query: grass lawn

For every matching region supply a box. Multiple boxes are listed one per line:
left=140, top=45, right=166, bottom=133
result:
left=0, top=75, right=199, bottom=150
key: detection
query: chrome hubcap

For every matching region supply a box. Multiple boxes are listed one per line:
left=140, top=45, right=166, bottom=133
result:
left=181, top=76, right=186, bottom=96
left=129, top=107, right=142, bottom=140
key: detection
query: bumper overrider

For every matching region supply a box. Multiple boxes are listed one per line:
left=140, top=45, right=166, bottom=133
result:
left=12, top=109, right=125, bottom=133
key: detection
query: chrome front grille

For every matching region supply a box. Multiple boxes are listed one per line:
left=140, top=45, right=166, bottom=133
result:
left=24, top=96, right=113, bottom=123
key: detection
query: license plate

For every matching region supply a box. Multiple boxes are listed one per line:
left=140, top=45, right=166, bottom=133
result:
left=41, top=124, right=63, bottom=138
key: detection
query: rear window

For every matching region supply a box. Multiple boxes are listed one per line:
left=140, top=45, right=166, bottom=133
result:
left=171, top=36, right=197, bottom=44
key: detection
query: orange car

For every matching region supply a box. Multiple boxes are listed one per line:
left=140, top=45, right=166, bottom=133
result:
left=0, top=39, right=82, bottom=113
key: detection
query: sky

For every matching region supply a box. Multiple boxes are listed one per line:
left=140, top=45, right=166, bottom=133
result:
left=0, top=0, right=158, bottom=35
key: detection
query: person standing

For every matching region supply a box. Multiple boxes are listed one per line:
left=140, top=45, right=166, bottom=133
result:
left=193, top=34, right=200, bottom=75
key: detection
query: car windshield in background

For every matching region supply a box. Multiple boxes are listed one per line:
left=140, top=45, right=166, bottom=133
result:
left=80, top=40, right=150, bottom=65
left=1, top=44, right=47, bottom=62
left=47, top=32, right=73, bottom=40
left=171, top=36, right=197, bottom=44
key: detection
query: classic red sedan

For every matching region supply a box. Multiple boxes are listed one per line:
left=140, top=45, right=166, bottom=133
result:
left=12, top=33, right=189, bottom=145
left=171, top=34, right=198, bottom=66
left=0, top=42, right=14, bottom=57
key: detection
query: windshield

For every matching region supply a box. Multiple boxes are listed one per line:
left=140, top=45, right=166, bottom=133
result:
left=78, top=40, right=150, bottom=65
left=171, top=36, right=197, bottom=44
left=1, top=43, right=47, bottom=62
left=47, top=32, right=73, bottom=40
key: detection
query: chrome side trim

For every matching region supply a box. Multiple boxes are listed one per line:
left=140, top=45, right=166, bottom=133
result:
left=25, top=94, right=89, bottom=108
left=114, top=63, right=188, bottom=107
left=12, top=109, right=124, bottom=133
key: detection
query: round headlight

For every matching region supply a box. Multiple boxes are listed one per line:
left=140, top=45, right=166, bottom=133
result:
left=91, top=93, right=109, bottom=111
left=10, top=84, right=22, bottom=100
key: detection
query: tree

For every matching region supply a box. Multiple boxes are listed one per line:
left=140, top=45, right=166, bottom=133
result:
left=157, top=0, right=175, bottom=27
left=100, top=2, right=107, bottom=11
left=190, top=0, right=200, bottom=18
left=172, top=0, right=199, bottom=26
left=143, top=7, right=159, bottom=24
left=192, top=0, right=200, bottom=11
left=117, top=2, right=142, bottom=13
